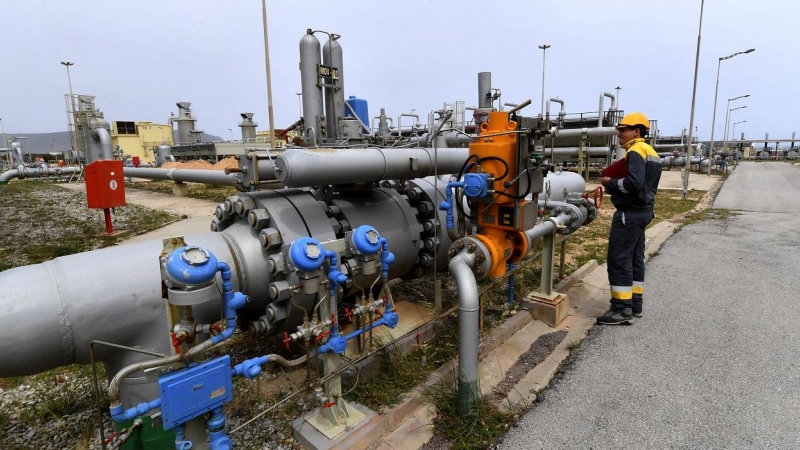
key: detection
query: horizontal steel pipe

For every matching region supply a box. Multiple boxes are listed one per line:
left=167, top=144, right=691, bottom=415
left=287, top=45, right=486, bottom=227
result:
left=542, top=146, right=611, bottom=157
left=274, top=147, right=468, bottom=187
left=0, top=167, right=79, bottom=184
left=554, top=127, right=618, bottom=138
left=0, top=233, right=235, bottom=378
left=124, top=167, right=238, bottom=186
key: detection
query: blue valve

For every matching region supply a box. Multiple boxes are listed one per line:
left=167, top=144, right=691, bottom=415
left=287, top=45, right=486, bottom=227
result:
left=439, top=181, right=464, bottom=231
left=233, top=355, right=270, bottom=380
left=379, top=237, right=395, bottom=280
left=326, top=251, right=348, bottom=298
left=319, top=335, right=348, bottom=355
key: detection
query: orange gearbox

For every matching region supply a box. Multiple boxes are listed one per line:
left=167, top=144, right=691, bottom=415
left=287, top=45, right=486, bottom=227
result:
left=468, top=112, right=533, bottom=277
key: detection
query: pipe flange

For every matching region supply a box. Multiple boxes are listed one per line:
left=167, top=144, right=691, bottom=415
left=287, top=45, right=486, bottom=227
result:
left=564, top=194, right=595, bottom=227
left=549, top=203, right=582, bottom=235
left=448, top=237, right=491, bottom=280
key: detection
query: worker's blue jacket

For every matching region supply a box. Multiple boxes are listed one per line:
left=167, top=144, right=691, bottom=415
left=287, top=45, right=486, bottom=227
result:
left=606, top=138, right=662, bottom=212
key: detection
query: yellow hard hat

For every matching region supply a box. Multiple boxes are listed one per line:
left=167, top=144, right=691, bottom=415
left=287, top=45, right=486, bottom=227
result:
left=616, top=112, right=650, bottom=130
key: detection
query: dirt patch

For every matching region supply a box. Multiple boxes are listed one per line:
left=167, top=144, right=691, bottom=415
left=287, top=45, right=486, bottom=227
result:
left=212, top=157, right=239, bottom=171
left=161, top=159, right=216, bottom=170
left=488, top=330, right=568, bottom=404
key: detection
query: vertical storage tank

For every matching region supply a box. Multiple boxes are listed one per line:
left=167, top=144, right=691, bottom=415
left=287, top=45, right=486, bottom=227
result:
left=345, top=96, right=368, bottom=130
left=299, top=30, right=323, bottom=144
left=323, top=36, right=345, bottom=140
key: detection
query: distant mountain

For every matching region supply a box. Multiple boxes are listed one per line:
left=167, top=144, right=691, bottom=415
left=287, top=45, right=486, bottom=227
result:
left=4, top=131, right=223, bottom=153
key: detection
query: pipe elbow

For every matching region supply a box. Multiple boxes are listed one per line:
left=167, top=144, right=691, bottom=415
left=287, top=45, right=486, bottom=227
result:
left=449, top=253, right=478, bottom=312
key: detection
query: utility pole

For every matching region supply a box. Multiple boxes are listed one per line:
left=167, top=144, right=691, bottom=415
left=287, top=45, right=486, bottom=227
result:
left=682, top=0, right=704, bottom=200
left=538, top=44, right=551, bottom=117
left=261, top=0, right=277, bottom=148
left=60, top=62, right=76, bottom=155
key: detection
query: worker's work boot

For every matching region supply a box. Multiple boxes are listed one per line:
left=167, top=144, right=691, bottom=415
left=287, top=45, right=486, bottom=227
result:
left=597, top=306, right=634, bottom=325
left=632, top=296, right=643, bottom=318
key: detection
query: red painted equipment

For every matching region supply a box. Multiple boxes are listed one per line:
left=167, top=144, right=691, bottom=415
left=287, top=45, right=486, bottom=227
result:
left=85, top=160, right=126, bottom=234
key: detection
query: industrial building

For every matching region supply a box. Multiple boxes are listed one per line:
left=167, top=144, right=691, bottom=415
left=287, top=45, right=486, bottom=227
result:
left=111, top=120, right=174, bottom=165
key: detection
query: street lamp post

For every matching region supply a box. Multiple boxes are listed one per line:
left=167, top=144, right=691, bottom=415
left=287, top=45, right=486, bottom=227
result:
left=538, top=44, right=551, bottom=117
left=681, top=0, right=705, bottom=200
left=721, top=105, right=746, bottom=154
left=706, top=48, right=755, bottom=176
left=722, top=95, right=749, bottom=142
left=732, top=120, right=746, bottom=141
left=60, top=61, right=77, bottom=157
left=261, top=0, right=277, bottom=148
left=227, top=128, right=234, bottom=141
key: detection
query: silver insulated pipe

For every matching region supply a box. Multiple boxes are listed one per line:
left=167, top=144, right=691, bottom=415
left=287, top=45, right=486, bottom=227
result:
left=0, top=167, right=79, bottom=185
left=274, top=147, right=469, bottom=187
left=123, top=167, right=238, bottom=186
left=322, top=35, right=344, bottom=140
left=300, top=30, right=324, bottom=145
left=92, top=124, right=114, bottom=161
left=10, top=141, right=24, bottom=165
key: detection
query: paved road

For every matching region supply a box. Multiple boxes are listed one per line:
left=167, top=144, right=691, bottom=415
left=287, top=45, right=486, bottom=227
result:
left=497, top=161, right=800, bottom=449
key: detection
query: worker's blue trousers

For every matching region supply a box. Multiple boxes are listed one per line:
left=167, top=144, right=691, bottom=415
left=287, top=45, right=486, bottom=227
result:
left=607, top=209, right=654, bottom=309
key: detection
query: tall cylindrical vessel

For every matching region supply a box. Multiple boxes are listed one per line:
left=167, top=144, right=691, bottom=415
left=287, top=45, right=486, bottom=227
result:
left=239, top=113, right=258, bottom=142
left=478, top=72, right=492, bottom=109
left=300, top=30, right=323, bottom=144
left=173, top=102, right=197, bottom=145
left=156, top=144, right=173, bottom=166
left=323, top=37, right=345, bottom=140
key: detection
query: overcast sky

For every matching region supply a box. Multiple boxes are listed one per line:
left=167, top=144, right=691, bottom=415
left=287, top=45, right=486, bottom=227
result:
left=1, top=0, right=798, bottom=145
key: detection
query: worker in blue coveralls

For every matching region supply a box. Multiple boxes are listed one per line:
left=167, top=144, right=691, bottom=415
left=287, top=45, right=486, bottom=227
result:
left=598, top=112, right=662, bottom=325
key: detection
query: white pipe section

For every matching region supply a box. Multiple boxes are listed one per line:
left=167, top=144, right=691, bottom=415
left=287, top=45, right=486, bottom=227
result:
left=598, top=92, right=617, bottom=127
left=398, top=113, right=420, bottom=133
left=450, top=252, right=479, bottom=416
left=92, top=127, right=114, bottom=160
left=123, top=167, right=238, bottom=186
left=541, top=171, right=587, bottom=202
left=546, top=98, right=565, bottom=119
left=554, top=127, right=618, bottom=139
